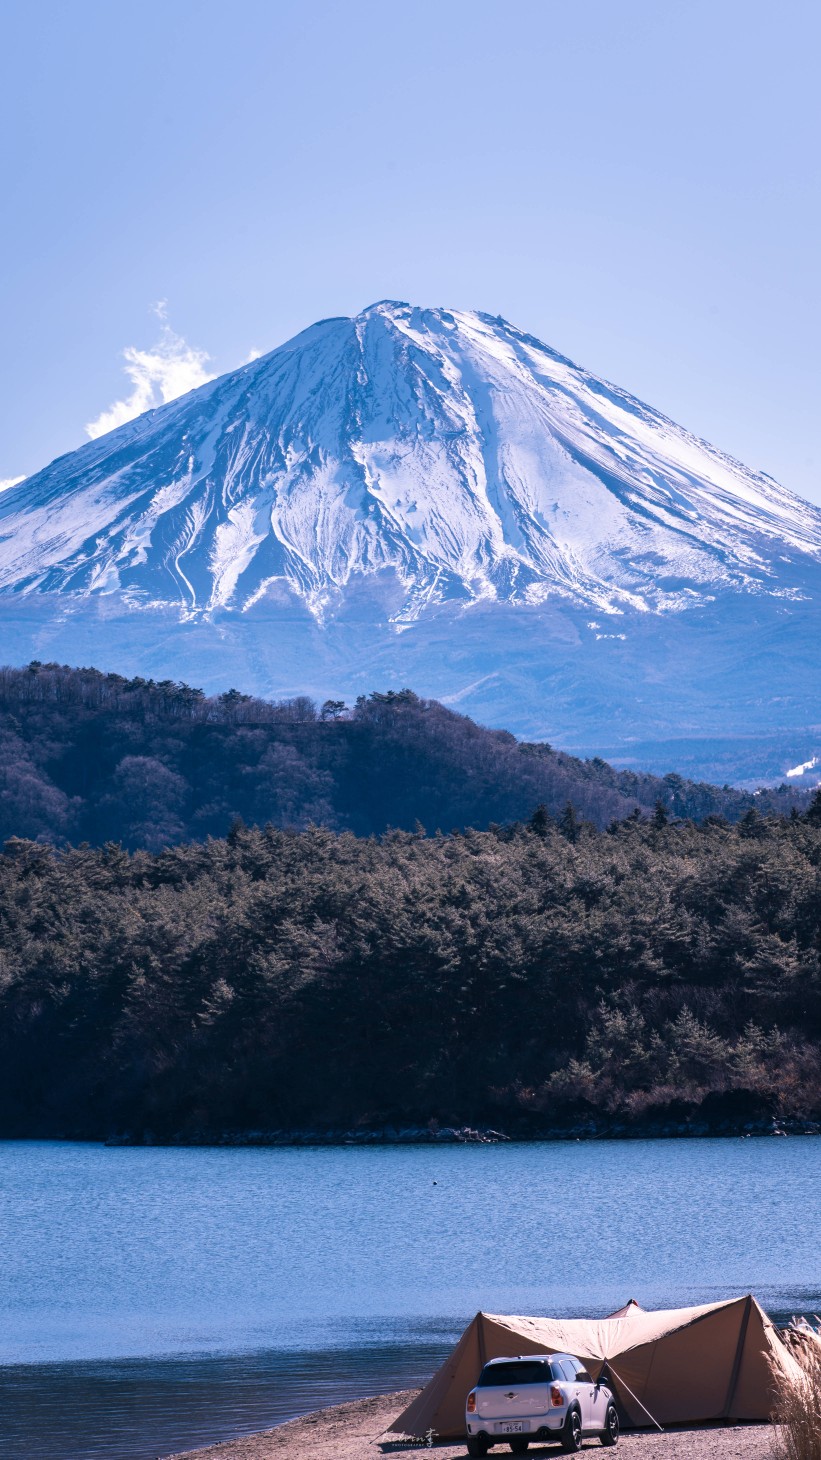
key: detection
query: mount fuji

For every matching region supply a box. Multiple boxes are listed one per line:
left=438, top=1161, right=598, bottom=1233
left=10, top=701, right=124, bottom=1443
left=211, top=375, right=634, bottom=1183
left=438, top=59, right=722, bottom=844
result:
left=2, top=301, right=820, bottom=781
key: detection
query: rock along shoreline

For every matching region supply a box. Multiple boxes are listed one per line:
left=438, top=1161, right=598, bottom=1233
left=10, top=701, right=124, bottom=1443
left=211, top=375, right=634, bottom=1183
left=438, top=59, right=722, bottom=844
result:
left=104, top=1114, right=821, bottom=1147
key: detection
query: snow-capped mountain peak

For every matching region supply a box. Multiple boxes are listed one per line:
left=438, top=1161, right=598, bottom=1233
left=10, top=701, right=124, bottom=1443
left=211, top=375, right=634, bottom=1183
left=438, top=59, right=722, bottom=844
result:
left=2, top=302, right=821, bottom=782
left=2, top=302, right=819, bottom=624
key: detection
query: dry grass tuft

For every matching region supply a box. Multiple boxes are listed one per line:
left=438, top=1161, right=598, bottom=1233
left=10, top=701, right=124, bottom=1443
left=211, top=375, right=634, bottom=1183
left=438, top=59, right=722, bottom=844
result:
left=771, top=1326, right=821, bottom=1460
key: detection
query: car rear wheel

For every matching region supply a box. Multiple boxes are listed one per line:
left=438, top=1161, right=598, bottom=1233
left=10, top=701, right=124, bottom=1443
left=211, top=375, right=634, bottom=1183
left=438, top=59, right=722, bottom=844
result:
left=466, top=1439, right=490, bottom=1457
left=561, top=1406, right=583, bottom=1452
left=600, top=1402, right=619, bottom=1445
left=509, top=1441, right=529, bottom=1455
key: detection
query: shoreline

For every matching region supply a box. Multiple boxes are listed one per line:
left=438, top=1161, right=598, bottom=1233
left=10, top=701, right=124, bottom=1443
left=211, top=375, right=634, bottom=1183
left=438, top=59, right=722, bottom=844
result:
left=101, top=1114, right=821, bottom=1146
left=165, top=1390, right=775, bottom=1460
left=2, top=1114, right=818, bottom=1146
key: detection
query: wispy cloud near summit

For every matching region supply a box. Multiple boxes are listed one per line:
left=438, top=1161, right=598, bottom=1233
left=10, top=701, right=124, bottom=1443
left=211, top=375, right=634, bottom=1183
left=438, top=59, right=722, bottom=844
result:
left=85, top=316, right=214, bottom=440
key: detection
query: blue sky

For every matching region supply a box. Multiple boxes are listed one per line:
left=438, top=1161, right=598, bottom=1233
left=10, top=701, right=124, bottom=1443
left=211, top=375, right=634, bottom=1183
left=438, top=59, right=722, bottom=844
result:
left=2, top=0, right=819, bottom=500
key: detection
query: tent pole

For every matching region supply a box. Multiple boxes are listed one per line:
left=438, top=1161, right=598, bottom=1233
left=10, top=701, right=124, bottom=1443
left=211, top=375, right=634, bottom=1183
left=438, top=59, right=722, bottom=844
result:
left=722, top=1294, right=753, bottom=1418
left=477, top=1312, right=487, bottom=1368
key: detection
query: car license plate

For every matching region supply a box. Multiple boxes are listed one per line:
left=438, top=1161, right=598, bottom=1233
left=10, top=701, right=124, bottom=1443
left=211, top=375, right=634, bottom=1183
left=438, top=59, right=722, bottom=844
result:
left=497, top=1422, right=524, bottom=1433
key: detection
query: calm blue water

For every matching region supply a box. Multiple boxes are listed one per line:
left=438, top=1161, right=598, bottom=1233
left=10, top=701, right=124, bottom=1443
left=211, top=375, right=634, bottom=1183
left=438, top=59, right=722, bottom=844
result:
left=1, top=1138, right=820, bottom=1458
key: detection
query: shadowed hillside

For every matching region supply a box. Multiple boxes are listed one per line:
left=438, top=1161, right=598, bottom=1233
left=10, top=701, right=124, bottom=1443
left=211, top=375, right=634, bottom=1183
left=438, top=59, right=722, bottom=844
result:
left=0, top=663, right=805, bottom=849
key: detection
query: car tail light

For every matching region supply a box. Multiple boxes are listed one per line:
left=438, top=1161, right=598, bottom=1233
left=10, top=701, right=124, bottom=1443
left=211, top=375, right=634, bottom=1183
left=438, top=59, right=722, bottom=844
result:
left=467, top=1391, right=477, bottom=1413
left=550, top=1385, right=564, bottom=1407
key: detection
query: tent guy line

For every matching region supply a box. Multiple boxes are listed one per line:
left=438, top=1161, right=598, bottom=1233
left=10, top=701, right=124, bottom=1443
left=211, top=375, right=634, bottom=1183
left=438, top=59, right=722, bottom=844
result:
left=600, top=1365, right=664, bottom=1432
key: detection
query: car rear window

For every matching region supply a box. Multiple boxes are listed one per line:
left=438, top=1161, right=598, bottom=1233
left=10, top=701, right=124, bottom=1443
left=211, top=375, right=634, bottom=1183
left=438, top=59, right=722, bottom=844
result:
left=478, top=1361, right=552, bottom=1387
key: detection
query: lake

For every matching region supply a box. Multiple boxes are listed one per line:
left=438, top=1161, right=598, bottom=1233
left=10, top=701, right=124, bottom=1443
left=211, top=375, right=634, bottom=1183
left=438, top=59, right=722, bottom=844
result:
left=1, top=1138, right=819, bottom=1458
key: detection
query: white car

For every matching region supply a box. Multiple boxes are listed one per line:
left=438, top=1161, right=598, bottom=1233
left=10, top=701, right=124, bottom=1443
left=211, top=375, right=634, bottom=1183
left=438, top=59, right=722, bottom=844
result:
left=465, top=1353, right=619, bottom=1453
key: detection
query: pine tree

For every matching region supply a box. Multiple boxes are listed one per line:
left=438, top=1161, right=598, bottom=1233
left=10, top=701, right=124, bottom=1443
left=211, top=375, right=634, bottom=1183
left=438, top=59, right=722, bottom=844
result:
left=738, top=807, right=763, bottom=837
left=805, top=790, right=821, bottom=826
left=528, top=804, right=551, bottom=839
left=558, top=802, right=580, bottom=842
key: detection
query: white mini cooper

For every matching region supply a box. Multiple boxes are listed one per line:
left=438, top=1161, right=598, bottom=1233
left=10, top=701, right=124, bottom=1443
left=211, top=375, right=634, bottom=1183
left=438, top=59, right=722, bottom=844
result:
left=465, top=1353, right=619, bottom=1453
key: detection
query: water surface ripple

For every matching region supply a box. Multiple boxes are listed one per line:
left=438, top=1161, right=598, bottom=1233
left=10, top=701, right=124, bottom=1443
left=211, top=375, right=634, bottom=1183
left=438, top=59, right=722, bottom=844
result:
left=1, top=1138, right=819, bottom=1458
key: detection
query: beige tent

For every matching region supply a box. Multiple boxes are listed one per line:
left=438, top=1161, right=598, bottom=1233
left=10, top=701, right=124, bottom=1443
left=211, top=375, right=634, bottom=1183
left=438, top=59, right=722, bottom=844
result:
left=391, top=1297, right=802, bottom=1437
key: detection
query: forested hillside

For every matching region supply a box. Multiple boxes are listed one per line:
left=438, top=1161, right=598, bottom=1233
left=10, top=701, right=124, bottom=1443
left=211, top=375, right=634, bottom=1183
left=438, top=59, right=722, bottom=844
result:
left=1, top=810, right=820, bottom=1139
left=0, top=663, right=805, bottom=848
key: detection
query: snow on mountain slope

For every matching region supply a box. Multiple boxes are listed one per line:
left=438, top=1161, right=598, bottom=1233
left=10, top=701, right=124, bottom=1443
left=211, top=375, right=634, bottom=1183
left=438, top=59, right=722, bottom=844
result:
left=1, top=301, right=820, bottom=781
left=2, top=302, right=820, bottom=620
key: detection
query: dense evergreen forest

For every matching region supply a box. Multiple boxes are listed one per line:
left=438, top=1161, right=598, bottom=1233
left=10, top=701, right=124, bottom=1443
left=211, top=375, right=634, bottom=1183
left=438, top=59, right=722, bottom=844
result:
left=0, top=663, right=805, bottom=847
left=2, top=808, right=820, bottom=1139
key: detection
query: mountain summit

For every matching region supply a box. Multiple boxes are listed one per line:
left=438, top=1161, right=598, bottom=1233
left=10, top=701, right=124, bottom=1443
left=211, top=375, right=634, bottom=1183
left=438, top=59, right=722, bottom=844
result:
left=2, top=302, right=820, bottom=780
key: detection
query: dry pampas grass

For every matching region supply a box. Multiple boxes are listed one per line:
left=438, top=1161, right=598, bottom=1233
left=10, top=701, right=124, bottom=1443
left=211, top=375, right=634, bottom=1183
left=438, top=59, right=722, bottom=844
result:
left=771, top=1324, right=821, bottom=1460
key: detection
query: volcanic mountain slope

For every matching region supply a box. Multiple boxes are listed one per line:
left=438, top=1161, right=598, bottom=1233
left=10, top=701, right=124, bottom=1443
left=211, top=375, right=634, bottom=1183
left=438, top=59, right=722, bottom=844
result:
left=2, top=302, right=820, bottom=780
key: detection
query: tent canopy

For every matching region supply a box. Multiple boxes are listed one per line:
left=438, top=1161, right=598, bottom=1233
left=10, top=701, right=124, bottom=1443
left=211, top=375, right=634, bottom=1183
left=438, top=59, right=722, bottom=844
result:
left=391, top=1296, right=802, bottom=1438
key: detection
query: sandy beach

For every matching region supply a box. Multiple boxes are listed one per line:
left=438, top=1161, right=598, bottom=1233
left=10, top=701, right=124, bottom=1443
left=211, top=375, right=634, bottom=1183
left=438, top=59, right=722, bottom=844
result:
left=168, top=1391, right=775, bottom=1460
